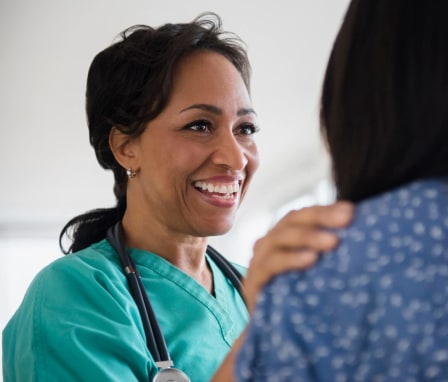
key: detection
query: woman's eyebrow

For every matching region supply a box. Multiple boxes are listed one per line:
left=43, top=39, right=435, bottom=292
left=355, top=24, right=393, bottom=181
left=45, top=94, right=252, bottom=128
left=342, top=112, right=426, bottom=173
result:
left=180, top=104, right=257, bottom=116
left=180, top=104, right=222, bottom=114
left=238, top=107, right=257, bottom=116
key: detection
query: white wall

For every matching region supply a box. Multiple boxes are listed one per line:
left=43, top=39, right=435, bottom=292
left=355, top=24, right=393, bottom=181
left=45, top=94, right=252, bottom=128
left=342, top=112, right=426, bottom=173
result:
left=0, top=0, right=350, bottom=374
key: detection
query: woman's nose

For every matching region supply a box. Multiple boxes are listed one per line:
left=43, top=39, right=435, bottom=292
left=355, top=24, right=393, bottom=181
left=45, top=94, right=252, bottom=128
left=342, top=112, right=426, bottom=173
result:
left=211, top=130, right=248, bottom=170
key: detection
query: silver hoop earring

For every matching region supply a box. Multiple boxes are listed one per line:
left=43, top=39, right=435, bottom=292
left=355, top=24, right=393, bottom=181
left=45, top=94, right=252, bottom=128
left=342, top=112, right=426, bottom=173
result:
left=126, top=168, right=137, bottom=179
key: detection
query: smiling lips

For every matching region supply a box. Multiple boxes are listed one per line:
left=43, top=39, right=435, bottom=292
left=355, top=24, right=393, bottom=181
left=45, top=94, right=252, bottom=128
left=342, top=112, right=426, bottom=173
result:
left=193, top=180, right=241, bottom=200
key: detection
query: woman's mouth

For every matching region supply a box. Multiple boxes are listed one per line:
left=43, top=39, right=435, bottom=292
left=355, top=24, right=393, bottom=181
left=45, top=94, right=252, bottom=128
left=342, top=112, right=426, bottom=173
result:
left=193, top=180, right=241, bottom=200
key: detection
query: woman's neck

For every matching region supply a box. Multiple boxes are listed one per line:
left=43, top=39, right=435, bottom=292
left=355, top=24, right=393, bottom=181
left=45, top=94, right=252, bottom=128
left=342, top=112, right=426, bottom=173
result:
left=121, top=213, right=213, bottom=293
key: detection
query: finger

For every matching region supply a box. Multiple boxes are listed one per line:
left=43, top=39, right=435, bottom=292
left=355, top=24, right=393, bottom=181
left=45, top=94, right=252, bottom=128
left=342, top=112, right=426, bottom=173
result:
left=248, top=248, right=319, bottom=279
left=254, top=225, right=339, bottom=253
left=279, top=202, right=354, bottom=229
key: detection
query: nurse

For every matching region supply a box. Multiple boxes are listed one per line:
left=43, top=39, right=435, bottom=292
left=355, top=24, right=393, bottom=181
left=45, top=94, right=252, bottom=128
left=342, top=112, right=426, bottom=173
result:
left=2, top=13, right=352, bottom=382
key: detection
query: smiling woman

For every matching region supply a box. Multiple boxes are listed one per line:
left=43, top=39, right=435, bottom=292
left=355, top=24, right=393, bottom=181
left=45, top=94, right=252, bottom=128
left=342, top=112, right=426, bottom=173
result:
left=3, top=14, right=259, bottom=382
left=2, top=13, right=251, bottom=382
left=2, top=12, right=350, bottom=382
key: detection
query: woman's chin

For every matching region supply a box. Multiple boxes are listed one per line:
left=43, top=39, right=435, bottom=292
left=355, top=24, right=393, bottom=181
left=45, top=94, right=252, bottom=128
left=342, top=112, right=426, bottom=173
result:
left=196, top=220, right=234, bottom=238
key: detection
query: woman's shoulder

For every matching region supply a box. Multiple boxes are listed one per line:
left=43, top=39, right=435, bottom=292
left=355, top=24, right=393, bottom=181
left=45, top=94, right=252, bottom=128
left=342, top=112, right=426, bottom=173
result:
left=354, top=178, right=448, bottom=224
left=340, top=178, right=447, bottom=247
left=14, top=239, right=124, bottom=311
left=4, top=239, right=129, bottom=339
left=267, top=179, right=448, bottom=295
left=3, top=239, right=148, bottom=382
left=38, top=239, right=121, bottom=280
left=312, top=178, right=448, bottom=281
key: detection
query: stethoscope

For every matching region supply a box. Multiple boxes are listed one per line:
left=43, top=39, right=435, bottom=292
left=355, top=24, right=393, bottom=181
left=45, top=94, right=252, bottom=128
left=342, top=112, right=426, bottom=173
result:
left=107, top=221, right=245, bottom=382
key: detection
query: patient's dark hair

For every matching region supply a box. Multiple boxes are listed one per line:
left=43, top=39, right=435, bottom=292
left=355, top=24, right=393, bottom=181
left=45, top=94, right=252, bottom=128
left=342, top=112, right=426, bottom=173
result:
left=60, top=12, right=251, bottom=253
left=320, top=0, right=448, bottom=202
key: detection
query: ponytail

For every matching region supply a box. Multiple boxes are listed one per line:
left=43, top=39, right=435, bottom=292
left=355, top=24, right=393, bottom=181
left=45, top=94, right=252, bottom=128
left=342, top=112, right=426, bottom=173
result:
left=59, top=198, right=126, bottom=254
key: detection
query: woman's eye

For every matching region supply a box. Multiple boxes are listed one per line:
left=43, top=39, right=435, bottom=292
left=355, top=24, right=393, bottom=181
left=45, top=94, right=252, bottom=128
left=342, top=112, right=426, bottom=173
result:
left=184, top=120, right=211, bottom=132
left=237, top=123, right=260, bottom=136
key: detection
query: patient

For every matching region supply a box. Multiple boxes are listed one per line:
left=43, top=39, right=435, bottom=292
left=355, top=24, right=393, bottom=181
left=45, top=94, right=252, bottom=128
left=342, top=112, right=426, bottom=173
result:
left=235, top=0, right=448, bottom=380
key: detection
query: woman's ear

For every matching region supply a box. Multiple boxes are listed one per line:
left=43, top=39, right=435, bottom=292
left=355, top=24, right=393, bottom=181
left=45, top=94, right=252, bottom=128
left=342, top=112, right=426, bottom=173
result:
left=109, top=127, right=140, bottom=170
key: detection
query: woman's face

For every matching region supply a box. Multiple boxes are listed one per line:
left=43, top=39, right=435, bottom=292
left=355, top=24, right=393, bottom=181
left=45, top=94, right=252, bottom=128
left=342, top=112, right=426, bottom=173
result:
left=128, top=51, right=259, bottom=237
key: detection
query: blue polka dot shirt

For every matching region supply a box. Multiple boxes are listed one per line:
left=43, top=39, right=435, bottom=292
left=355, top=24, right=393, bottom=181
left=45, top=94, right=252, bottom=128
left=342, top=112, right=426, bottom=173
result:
left=235, top=179, right=448, bottom=382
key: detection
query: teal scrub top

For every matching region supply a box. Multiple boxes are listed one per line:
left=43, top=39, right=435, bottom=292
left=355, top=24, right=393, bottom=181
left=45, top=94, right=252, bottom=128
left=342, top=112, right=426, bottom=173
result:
left=2, top=239, right=248, bottom=382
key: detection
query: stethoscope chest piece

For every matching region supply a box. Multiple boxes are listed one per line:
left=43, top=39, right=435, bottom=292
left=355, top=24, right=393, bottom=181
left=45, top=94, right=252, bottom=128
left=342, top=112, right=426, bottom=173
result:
left=153, top=367, right=191, bottom=382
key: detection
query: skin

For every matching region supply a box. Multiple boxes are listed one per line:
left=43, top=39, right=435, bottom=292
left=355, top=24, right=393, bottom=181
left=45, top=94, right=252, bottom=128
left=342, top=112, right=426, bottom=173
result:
left=110, top=51, right=259, bottom=291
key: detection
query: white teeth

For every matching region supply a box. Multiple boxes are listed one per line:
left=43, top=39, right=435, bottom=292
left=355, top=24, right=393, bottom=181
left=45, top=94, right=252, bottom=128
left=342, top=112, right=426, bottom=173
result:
left=212, top=193, right=233, bottom=200
left=194, top=181, right=241, bottom=195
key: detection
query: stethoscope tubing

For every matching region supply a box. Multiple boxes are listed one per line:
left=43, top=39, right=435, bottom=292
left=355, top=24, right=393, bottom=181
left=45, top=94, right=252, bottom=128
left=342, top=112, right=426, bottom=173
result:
left=106, top=221, right=245, bottom=366
left=108, top=222, right=171, bottom=362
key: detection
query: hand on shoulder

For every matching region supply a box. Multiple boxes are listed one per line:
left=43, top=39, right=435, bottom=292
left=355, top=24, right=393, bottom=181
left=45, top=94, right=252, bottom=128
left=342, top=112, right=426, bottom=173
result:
left=243, top=201, right=354, bottom=313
